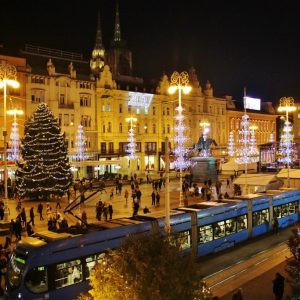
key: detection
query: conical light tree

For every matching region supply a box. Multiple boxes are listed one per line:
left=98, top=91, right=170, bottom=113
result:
left=9, top=121, right=20, bottom=161
left=227, top=131, right=235, bottom=157
left=74, top=124, right=87, bottom=161
left=15, top=103, right=72, bottom=200
left=278, top=120, right=295, bottom=165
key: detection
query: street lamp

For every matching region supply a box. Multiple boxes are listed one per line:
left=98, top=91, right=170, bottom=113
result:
left=0, top=61, right=20, bottom=210
left=168, top=71, right=192, bottom=207
left=278, top=97, right=296, bottom=188
left=7, top=108, right=24, bottom=161
left=125, top=117, right=138, bottom=175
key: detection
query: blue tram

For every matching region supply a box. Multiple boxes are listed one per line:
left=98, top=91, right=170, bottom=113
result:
left=6, top=188, right=300, bottom=300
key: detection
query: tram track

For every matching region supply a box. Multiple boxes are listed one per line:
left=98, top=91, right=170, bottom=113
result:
left=203, top=241, right=291, bottom=297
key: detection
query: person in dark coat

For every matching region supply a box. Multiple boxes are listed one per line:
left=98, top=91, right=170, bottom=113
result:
left=151, top=190, right=156, bottom=206
left=29, top=207, right=35, bottom=226
left=108, top=203, right=113, bottom=220
left=37, top=202, right=44, bottom=220
left=156, top=192, right=160, bottom=206
left=273, top=272, right=285, bottom=300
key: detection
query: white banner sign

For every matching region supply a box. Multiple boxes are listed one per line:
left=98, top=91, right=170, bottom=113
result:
left=128, top=92, right=153, bottom=109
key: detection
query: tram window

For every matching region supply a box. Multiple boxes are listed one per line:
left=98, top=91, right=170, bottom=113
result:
left=85, top=253, right=106, bottom=279
left=213, top=221, right=225, bottom=239
left=253, top=209, right=269, bottom=226
left=177, top=231, right=191, bottom=250
left=225, top=218, right=236, bottom=235
left=273, top=206, right=281, bottom=218
left=288, top=202, right=297, bottom=215
left=236, top=215, right=247, bottom=232
left=282, top=204, right=289, bottom=217
left=199, top=225, right=213, bottom=244
left=25, top=266, right=48, bottom=293
left=54, top=259, right=83, bottom=289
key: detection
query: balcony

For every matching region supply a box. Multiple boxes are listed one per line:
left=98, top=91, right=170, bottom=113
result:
left=58, top=103, right=74, bottom=109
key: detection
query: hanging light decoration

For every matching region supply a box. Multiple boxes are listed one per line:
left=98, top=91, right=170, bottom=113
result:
left=270, top=132, right=274, bottom=143
left=227, top=131, right=235, bottom=157
left=74, top=124, right=87, bottom=161
left=278, top=120, right=295, bottom=164
left=127, top=127, right=137, bottom=160
left=9, top=121, right=20, bottom=161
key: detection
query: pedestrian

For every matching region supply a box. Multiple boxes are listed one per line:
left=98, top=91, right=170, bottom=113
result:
left=81, top=210, right=87, bottom=225
left=37, top=202, right=44, bottom=220
left=103, top=203, right=108, bottom=221
left=96, top=201, right=103, bottom=221
left=133, top=200, right=139, bottom=217
left=273, top=272, right=285, bottom=300
left=67, top=188, right=71, bottom=203
left=124, top=189, right=129, bottom=205
left=151, top=190, right=156, bottom=206
left=0, top=206, right=4, bottom=221
left=272, top=216, right=279, bottom=234
left=29, top=207, right=35, bottom=226
left=156, top=191, right=160, bottom=206
left=20, top=208, right=27, bottom=227
left=136, top=188, right=142, bottom=204
left=227, top=178, right=230, bottom=187
left=26, top=223, right=34, bottom=236
left=56, top=198, right=61, bottom=209
left=108, top=203, right=113, bottom=220
left=15, top=218, right=22, bottom=240
left=80, top=191, right=85, bottom=204
left=232, top=288, right=243, bottom=300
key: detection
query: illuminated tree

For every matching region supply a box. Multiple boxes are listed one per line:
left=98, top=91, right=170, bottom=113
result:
left=74, top=124, right=87, bottom=161
left=78, top=233, right=212, bottom=300
left=278, top=120, right=295, bottom=165
left=9, top=121, right=20, bottom=161
left=15, top=103, right=72, bottom=200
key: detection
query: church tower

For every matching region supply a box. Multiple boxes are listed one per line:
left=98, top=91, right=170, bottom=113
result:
left=90, top=11, right=105, bottom=77
left=106, top=3, right=132, bottom=76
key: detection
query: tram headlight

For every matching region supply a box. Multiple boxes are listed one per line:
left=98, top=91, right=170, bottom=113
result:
left=18, top=293, right=22, bottom=299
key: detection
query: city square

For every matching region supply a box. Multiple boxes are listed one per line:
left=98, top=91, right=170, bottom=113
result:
left=1, top=1, right=300, bottom=299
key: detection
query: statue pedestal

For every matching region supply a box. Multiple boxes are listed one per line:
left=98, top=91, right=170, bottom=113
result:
left=190, top=157, right=218, bottom=183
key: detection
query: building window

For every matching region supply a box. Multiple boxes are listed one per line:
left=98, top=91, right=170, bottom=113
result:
left=82, top=116, right=91, bottom=127
left=144, top=107, right=148, bottom=115
left=163, top=126, right=165, bottom=134
left=119, top=104, right=123, bottom=113
left=153, top=106, right=156, bottom=116
left=167, top=124, right=170, bottom=134
left=152, top=123, right=156, bottom=134
left=145, top=142, right=157, bottom=152
left=102, top=124, right=105, bottom=133
left=167, top=107, right=170, bottom=115
left=144, top=124, right=148, bottom=133
left=163, top=108, right=165, bottom=116
left=58, top=114, right=62, bottom=126
left=31, top=89, right=45, bottom=103
left=101, top=143, right=106, bottom=154
left=106, top=104, right=111, bottom=112
left=70, top=114, right=74, bottom=126
left=109, top=142, right=114, bottom=153
left=80, top=94, right=91, bottom=107
left=108, top=122, right=112, bottom=133
left=63, top=114, right=69, bottom=126
left=59, top=94, right=65, bottom=105
left=128, top=105, right=132, bottom=113
left=119, top=123, right=123, bottom=133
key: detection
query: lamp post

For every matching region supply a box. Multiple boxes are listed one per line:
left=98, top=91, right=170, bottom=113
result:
left=168, top=71, right=192, bottom=207
left=0, top=62, right=20, bottom=213
left=126, top=117, right=137, bottom=175
left=164, top=136, right=170, bottom=235
left=7, top=108, right=24, bottom=162
left=278, top=97, right=296, bottom=188
left=199, top=120, right=211, bottom=157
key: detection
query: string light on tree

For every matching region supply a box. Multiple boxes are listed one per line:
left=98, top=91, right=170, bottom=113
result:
left=270, top=132, right=274, bottom=143
left=125, top=117, right=137, bottom=160
left=15, top=103, right=72, bottom=200
left=227, top=131, right=235, bottom=157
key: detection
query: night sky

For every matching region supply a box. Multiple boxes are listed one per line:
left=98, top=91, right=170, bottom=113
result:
left=1, top=0, right=300, bottom=105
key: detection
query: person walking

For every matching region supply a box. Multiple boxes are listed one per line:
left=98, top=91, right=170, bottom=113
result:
left=29, top=207, right=35, bottom=226
left=151, top=190, right=156, bottom=206
left=272, top=216, right=279, bottom=234
left=108, top=203, right=113, bottom=220
left=37, top=202, right=44, bottom=220
left=273, top=272, right=285, bottom=300
left=124, top=189, right=129, bottom=206
left=96, top=201, right=103, bottom=221
left=156, top=191, right=160, bottom=206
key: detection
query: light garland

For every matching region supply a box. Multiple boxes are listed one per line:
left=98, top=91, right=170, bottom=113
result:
left=270, top=132, right=274, bottom=143
left=74, top=124, right=87, bottom=161
left=235, top=114, right=259, bottom=164
left=278, top=120, right=295, bottom=164
left=173, top=106, right=191, bottom=170
left=127, top=128, right=137, bottom=160
left=227, top=131, right=235, bottom=157
left=9, top=121, right=20, bottom=161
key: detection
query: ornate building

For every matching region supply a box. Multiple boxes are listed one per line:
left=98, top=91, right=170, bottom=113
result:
left=0, top=3, right=278, bottom=178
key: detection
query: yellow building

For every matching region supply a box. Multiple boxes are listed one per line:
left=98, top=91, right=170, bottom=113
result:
left=0, top=5, right=278, bottom=178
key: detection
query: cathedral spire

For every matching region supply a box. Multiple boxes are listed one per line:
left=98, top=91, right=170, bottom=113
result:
left=90, top=11, right=105, bottom=77
left=95, top=11, right=103, bottom=48
left=113, top=2, right=121, bottom=42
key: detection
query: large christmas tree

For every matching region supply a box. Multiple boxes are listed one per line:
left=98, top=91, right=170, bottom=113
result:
left=15, top=103, right=72, bottom=200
